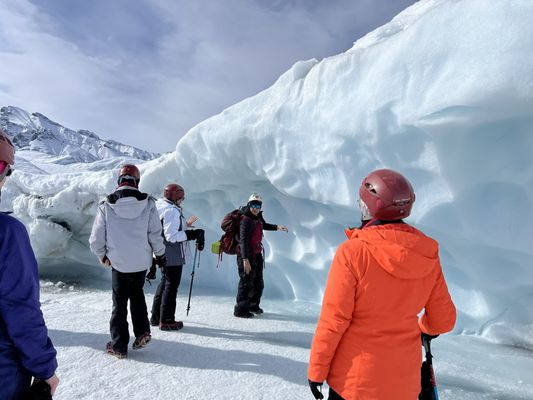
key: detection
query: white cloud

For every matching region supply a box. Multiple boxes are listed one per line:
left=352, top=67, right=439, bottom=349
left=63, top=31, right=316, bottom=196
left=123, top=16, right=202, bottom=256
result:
left=0, top=0, right=414, bottom=152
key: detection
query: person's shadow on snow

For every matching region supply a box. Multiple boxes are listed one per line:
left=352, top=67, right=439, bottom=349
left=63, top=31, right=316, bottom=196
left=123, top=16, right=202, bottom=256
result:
left=183, top=324, right=313, bottom=349
left=49, top=328, right=308, bottom=385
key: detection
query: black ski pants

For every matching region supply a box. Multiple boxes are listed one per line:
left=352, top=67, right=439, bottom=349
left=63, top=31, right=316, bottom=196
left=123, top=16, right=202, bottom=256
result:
left=151, top=265, right=183, bottom=323
left=110, top=268, right=150, bottom=352
left=234, top=253, right=264, bottom=314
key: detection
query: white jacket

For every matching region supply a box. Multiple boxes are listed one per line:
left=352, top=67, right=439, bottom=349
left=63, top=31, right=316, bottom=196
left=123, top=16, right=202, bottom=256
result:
left=156, top=198, right=187, bottom=243
left=156, top=198, right=188, bottom=266
left=89, top=187, right=165, bottom=273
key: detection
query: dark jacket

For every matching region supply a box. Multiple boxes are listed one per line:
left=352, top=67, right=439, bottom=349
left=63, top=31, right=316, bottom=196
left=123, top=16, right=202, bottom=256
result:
left=0, top=213, right=57, bottom=399
left=239, top=206, right=277, bottom=259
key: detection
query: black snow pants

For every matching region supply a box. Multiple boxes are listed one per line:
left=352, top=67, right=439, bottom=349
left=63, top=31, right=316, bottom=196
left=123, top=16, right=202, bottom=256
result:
left=110, top=268, right=150, bottom=352
left=151, top=265, right=184, bottom=323
left=234, top=253, right=264, bottom=314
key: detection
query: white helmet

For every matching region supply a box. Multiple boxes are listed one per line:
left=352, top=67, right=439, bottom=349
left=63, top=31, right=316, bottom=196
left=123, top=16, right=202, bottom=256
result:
left=248, top=193, right=262, bottom=203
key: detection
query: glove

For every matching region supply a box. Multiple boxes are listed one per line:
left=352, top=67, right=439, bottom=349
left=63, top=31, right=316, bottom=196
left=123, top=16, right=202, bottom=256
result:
left=100, top=255, right=111, bottom=266
left=155, top=254, right=166, bottom=268
left=308, top=380, right=324, bottom=399
left=146, top=262, right=157, bottom=281
left=185, top=229, right=201, bottom=241
left=185, top=229, right=205, bottom=251
left=27, top=380, right=52, bottom=400
left=421, top=332, right=440, bottom=342
left=196, top=229, right=205, bottom=251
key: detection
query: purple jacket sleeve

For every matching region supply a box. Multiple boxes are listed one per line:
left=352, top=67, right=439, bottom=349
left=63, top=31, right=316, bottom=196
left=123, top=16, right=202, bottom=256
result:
left=0, top=216, right=57, bottom=379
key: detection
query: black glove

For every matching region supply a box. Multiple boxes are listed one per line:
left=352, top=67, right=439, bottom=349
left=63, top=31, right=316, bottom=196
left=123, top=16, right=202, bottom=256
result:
left=185, top=229, right=200, bottom=241
left=27, top=380, right=52, bottom=400
left=155, top=254, right=166, bottom=268
left=308, top=380, right=324, bottom=399
left=101, top=255, right=111, bottom=266
left=146, top=262, right=157, bottom=281
left=196, top=229, right=205, bottom=251
left=185, top=229, right=205, bottom=251
left=421, top=332, right=439, bottom=343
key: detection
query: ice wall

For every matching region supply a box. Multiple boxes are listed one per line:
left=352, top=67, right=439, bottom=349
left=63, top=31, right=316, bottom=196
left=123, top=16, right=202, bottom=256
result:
left=3, top=0, right=533, bottom=348
left=149, top=0, right=533, bottom=348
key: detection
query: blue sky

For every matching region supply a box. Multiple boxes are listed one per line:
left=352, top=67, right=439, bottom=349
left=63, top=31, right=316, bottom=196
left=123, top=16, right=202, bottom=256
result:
left=0, top=0, right=415, bottom=152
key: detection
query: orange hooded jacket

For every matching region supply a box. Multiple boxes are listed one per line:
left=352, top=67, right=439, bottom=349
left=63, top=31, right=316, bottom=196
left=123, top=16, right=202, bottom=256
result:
left=308, top=223, right=456, bottom=400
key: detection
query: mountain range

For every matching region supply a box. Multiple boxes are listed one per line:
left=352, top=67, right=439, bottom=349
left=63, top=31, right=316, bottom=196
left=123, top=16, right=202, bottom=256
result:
left=0, top=106, right=158, bottom=164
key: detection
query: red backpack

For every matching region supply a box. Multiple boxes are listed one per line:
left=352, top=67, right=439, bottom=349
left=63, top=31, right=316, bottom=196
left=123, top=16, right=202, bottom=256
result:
left=219, top=208, right=243, bottom=255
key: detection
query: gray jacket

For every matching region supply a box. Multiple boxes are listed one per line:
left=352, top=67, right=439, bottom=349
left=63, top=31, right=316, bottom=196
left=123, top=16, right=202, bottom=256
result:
left=89, top=187, right=165, bottom=273
left=156, top=198, right=187, bottom=266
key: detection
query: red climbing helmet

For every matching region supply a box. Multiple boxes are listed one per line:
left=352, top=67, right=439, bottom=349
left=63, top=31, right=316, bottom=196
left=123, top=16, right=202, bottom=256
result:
left=359, top=169, right=415, bottom=220
left=117, top=164, right=140, bottom=187
left=164, top=183, right=185, bottom=203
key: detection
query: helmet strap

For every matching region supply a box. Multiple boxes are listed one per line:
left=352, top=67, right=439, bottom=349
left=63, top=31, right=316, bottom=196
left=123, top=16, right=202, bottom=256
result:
left=358, top=198, right=373, bottom=221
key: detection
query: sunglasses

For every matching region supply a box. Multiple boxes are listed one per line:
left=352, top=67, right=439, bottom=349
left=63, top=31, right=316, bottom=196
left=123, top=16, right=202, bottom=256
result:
left=249, top=204, right=262, bottom=210
left=0, top=165, right=12, bottom=179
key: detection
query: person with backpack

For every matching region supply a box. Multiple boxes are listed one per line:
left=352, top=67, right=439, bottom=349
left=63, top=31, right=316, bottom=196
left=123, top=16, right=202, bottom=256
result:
left=308, top=169, right=456, bottom=400
left=0, top=129, right=59, bottom=399
left=148, top=183, right=205, bottom=331
left=89, top=164, right=166, bottom=358
left=233, top=193, right=288, bottom=318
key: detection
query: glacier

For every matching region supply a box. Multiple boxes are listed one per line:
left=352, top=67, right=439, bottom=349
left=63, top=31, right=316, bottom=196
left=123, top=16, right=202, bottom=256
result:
left=2, top=0, right=532, bottom=349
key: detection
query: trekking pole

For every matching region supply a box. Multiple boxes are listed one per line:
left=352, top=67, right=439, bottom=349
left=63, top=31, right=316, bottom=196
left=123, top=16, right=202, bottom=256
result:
left=186, top=247, right=200, bottom=316
left=419, top=334, right=440, bottom=400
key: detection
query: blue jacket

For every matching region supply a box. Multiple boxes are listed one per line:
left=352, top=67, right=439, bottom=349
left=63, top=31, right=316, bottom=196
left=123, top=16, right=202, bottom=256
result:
left=0, top=213, right=57, bottom=398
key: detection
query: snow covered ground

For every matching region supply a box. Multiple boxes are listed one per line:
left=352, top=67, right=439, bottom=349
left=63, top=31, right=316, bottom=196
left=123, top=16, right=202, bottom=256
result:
left=41, top=281, right=533, bottom=400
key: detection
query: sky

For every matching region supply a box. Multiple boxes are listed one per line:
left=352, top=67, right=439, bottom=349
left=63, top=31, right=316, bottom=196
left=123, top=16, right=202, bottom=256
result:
left=0, top=0, right=415, bottom=153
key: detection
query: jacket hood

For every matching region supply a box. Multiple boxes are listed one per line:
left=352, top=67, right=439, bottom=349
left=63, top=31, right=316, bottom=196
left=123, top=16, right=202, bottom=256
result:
left=156, top=198, right=180, bottom=214
left=155, top=199, right=175, bottom=214
left=107, top=188, right=150, bottom=219
left=345, top=223, right=439, bottom=279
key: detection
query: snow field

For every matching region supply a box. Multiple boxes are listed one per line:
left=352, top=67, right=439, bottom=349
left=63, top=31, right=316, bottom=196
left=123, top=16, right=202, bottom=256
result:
left=41, top=283, right=533, bottom=400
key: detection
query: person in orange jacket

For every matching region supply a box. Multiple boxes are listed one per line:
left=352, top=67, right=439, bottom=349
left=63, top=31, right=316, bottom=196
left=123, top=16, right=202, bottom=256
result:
left=308, top=169, right=456, bottom=400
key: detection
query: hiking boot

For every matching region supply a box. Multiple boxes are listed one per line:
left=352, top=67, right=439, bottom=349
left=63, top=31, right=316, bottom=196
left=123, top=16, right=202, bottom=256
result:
left=106, top=342, right=127, bottom=359
left=150, top=316, right=160, bottom=327
left=160, top=321, right=184, bottom=331
left=250, top=307, right=264, bottom=314
left=234, top=311, right=254, bottom=319
left=132, top=332, right=151, bottom=350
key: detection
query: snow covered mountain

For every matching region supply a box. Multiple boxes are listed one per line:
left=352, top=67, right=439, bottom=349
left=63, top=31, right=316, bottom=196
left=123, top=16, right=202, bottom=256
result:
left=0, top=106, right=158, bottom=164
left=2, top=0, right=532, bottom=352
